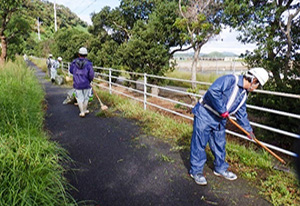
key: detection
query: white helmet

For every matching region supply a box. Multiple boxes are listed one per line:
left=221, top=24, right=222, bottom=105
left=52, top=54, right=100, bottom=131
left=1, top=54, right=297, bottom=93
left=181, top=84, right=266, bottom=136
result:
left=78, top=47, right=88, bottom=55
left=48, top=54, right=53, bottom=58
left=57, top=57, right=62, bottom=61
left=247, top=67, right=269, bottom=86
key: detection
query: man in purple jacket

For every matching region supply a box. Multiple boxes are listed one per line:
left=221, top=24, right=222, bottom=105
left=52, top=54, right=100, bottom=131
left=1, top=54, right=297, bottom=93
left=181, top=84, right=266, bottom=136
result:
left=70, top=47, right=94, bottom=117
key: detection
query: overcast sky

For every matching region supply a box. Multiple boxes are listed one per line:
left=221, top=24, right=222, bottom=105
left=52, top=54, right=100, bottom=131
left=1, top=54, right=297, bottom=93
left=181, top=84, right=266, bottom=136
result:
left=49, top=0, right=256, bottom=55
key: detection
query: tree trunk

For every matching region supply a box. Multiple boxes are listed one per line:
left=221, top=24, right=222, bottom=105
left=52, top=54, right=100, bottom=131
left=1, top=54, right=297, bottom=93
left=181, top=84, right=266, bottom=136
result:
left=191, top=47, right=200, bottom=89
left=0, top=35, right=7, bottom=65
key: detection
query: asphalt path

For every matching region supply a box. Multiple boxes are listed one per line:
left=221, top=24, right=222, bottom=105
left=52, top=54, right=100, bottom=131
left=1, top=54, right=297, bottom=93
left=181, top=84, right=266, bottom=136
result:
left=29, top=61, right=271, bottom=206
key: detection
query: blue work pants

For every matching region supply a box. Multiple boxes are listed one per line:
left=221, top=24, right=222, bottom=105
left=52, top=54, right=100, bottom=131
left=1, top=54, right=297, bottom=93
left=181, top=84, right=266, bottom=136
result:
left=189, top=103, right=229, bottom=176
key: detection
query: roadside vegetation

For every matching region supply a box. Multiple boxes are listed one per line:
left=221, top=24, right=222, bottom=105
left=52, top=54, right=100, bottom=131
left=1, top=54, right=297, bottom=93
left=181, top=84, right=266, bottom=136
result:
left=93, top=88, right=300, bottom=206
left=166, top=70, right=220, bottom=90
left=0, top=58, right=75, bottom=205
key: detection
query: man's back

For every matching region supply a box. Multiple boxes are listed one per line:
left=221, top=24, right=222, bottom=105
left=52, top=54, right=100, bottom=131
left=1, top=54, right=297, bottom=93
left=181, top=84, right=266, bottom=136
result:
left=70, top=57, right=94, bottom=90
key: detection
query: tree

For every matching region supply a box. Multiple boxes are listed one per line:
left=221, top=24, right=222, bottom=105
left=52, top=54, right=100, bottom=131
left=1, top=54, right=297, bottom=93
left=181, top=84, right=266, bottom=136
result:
left=175, top=0, right=223, bottom=89
left=223, top=0, right=300, bottom=149
left=0, top=0, right=28, bottom=64
left=52, top=28, right=91, bottom=61
left=89, top=0, right=184, bottom=85
left=116, top=0, right=185, bottom=84
left=223, top=0, right=300, bottom=86
left=4, top=14, right=30, bottom=61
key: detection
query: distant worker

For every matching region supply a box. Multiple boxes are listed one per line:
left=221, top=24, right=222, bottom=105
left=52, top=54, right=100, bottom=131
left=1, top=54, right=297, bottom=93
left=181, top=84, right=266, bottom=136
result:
left=189, top=67, right=269, bottom=185
left=46, top=54, right=55, bottom=78
left=23, top=54, right=28, bottom=61
left=50, top=56, right=63, bottom=83
left=69, top=47, right=94, bottom=117
left=56, top=57, right=63, bottom=69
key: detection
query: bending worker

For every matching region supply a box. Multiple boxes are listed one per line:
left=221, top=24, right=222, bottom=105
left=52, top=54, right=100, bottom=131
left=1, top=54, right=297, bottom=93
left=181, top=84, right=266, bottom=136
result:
left=189, top=67, right=269, bottom=185
left=70, top=47, right=94, bottom=117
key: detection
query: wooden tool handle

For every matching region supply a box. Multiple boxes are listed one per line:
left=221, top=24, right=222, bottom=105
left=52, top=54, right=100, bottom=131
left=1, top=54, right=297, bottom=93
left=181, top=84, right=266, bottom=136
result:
left=228, top=117, right=286, bottom=164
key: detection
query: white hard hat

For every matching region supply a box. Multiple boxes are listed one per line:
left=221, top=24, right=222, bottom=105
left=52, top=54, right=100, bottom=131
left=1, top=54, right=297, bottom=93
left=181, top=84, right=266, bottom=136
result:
left=49, top=54, right=53, bottom=58
left=57, top=57, right=62, bottom=61
left=78, top=47, right=88, bottom=55
left=248, top=67, right=269, bottom=86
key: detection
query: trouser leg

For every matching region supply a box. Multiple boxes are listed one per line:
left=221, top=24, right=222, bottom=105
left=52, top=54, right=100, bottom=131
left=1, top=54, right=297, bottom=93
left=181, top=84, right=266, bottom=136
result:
left=77, top=102, right=84, bottom=112
left=83, top=100, right=89, bottom=114
left=208, top=128, right=229, bottom=173
left=75, top=90, right=85, bottom=117
left=189, top=116, right=210, bottom=175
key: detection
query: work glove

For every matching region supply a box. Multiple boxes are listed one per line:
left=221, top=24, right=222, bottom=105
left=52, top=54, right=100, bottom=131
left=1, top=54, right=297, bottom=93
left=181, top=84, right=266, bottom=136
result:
left=248, top=132, right=256, bottom=140
left=221, top=111, right=229, bottom=118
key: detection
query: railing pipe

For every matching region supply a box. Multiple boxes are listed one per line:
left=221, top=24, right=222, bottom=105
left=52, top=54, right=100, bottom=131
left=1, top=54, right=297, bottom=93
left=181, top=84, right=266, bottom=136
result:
left=109, top=68, right=112, bottom=94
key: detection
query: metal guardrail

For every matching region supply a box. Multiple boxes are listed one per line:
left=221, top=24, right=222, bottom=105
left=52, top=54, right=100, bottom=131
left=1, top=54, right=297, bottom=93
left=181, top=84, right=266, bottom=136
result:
left=61, top=64, right=299, bottom=157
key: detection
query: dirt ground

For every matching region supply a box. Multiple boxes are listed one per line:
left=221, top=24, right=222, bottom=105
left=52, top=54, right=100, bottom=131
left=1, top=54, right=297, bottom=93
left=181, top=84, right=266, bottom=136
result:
left=29, top=61, right=271, bottom=206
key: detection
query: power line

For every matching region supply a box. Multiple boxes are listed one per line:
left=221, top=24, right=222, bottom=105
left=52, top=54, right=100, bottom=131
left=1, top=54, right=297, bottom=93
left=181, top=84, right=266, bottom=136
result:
left=78, top=0, right=97, bottom=15
left=72, top=0, right=87, bottom=12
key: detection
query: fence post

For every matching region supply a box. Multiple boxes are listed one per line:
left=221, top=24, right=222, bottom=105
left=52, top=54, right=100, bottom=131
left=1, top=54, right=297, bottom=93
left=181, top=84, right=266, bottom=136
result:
left=67, top=62, right=71, bottom=76
left=144, top=73, right=147, bottom=110
left=109, top=68, right=112, bottom=94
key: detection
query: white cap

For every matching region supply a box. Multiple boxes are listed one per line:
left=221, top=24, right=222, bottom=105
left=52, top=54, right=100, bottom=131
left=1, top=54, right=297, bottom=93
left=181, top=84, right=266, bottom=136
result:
left=57, top=57, right=62, bottom=61
left=49, top=54, right=53, bottom=58
left=78, top=47, right=88, bottom=55
left=248, top=67, right=269, bottom=86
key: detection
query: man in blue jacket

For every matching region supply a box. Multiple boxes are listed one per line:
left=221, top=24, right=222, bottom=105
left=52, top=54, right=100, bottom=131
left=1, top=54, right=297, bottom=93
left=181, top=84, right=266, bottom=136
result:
left=189, top=67, right=269, bottom=185
left=70, top=47, right=94, bottom=117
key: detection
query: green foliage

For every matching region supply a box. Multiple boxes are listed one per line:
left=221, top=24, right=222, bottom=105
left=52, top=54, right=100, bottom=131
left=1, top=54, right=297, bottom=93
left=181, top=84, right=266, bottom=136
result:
left=0, top=0, right=25, bottom=13
left=261, top=173, right=300, bottom=206
left=5, top=14, right=31, bottom=60
left=223, top=0, right=300, bottom=153
left=223, top=0, right=299, bottom=83
left=25, top=0, right=87, bottom=38
left=0, top=0, right=88, bottom=61
left=0, top=58, right=74, bottom=205
left=88, top=0, right=186, bottom=84
left=51, top=28, right=91, bottom=61
left=166, top=70, right=219, bottom=88
left=247, top=79, right=300, bottom=151
left=175, top=1, right=222, bottom=47
left=88, top=37, right=120, bottom=68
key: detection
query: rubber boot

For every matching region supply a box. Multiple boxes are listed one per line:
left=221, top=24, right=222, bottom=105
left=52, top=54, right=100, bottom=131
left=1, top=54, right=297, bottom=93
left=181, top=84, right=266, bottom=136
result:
left=78, top=102, right=85, bottom=117
left=83, top=100, right=89, bottom=114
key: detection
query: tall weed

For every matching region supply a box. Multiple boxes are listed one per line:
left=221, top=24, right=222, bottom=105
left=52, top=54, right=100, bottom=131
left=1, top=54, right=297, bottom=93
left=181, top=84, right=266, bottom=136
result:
left=0, top=58, right=75, bottom=205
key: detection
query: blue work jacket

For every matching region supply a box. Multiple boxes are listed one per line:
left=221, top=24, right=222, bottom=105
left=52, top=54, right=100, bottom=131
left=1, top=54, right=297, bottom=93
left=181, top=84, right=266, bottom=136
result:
left=193, top=74, right=253, bottom=132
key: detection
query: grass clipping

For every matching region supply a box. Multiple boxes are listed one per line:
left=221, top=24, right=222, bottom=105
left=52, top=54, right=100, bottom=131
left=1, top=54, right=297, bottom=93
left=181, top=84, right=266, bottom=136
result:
left=97, top=88, right=300, bottom=206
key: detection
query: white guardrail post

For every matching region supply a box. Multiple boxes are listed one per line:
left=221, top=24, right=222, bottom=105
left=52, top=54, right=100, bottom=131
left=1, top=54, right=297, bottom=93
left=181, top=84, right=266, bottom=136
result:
left=67, top=62, right=70, bottom=76
left=109, top=68, right=112, bottom=94
left=144, top=73, right=147, bottom=110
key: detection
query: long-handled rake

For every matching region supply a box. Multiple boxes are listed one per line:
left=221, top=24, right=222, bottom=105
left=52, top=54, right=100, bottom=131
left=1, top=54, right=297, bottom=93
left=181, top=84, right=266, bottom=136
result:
left=227, top=117, right=286, bottom=165
left=92, top=87, right=108, bottom=111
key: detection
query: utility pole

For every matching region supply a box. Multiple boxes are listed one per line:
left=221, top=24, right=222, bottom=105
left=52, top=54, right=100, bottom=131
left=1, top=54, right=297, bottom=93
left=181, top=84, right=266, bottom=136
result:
left=37, top=17, right=41, bottom=41
left=54, top=0, right=57, bottom=32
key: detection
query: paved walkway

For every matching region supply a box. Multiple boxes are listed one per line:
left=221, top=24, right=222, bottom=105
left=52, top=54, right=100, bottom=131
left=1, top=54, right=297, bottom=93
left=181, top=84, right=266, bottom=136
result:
left=30, top=61, right=270, bottom=206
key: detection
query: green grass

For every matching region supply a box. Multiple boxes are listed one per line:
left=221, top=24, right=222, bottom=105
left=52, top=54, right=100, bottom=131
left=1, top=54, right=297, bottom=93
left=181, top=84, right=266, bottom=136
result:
left=94, top=88, right=300, bottom=206
left=165, top=70, right=221, bottom=89
left=29, top=57, right=47, bottom=73
left=0, top=58, right=75, bottom=205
